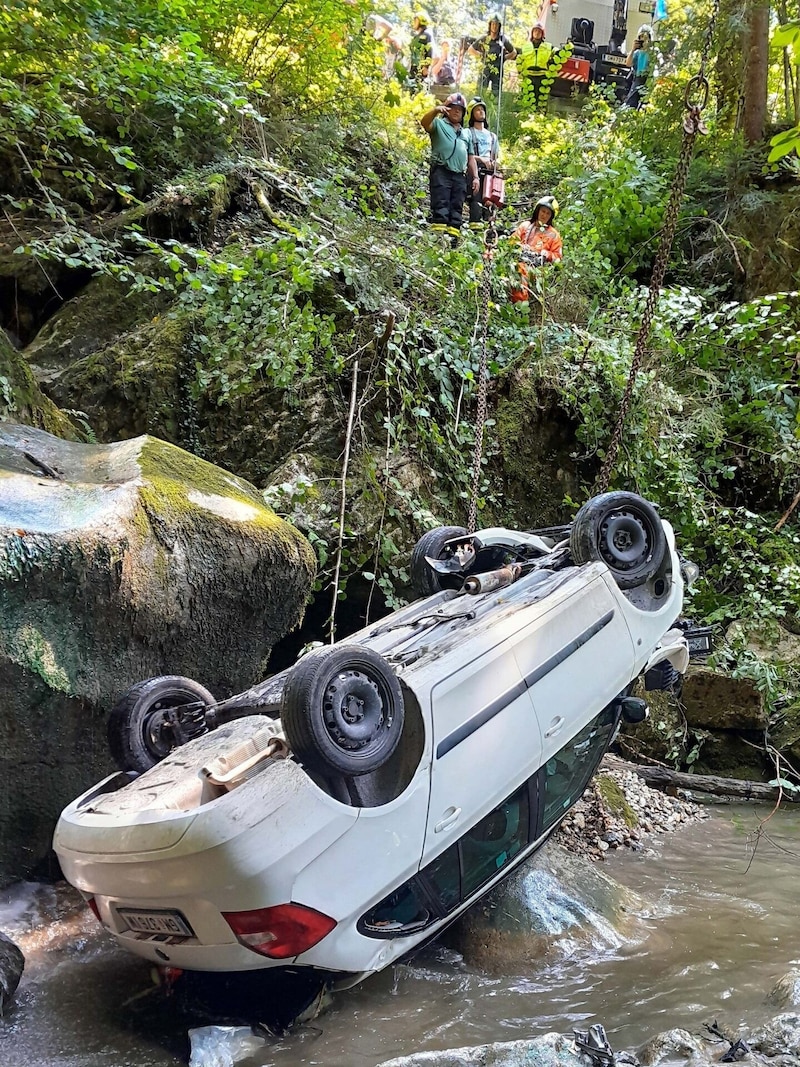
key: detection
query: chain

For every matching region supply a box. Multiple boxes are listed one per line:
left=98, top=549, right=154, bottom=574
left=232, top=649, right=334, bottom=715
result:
left=594, top=0, right=719, bottom=496
left=466, top=216, right=498, bottom=533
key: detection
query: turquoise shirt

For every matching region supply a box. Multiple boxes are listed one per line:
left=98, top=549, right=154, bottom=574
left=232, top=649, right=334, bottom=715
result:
left=632, top=47, right=651, bottom=76
left=429, top=116, right=470, bottom=174
left=467, top=127, right=498, bottom=163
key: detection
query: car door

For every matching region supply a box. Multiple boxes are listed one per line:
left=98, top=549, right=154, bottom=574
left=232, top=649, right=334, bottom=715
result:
left=517, top=567, right=635, bottom=764
left=421, top=614, right=543, bottom=864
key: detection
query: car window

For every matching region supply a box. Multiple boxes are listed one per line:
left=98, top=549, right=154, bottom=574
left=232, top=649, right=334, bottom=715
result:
left=360, top=785, right=533, bottom=939
left=540, top=704, right=617, bottom=830
left=460, top=785, right=529, bottom=900
left=421, top=842, right=461, bottom=913
left=360, top=879, right=436, bottom=938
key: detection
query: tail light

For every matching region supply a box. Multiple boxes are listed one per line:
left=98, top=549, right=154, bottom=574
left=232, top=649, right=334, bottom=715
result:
left=222, top=903, right=336, bottom=959
left=85, top=896, right=102, bottom=923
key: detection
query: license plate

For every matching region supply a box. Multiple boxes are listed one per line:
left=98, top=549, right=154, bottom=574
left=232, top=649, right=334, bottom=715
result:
left=118, top=908, right=194, bottom=937
left=685, top=626, right=713, bottom=656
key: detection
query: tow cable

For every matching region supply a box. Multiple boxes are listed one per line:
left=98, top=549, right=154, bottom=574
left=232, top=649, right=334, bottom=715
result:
left=466, top=216, right=499, bottom=534
left=595, top=0, right=719, bottom=494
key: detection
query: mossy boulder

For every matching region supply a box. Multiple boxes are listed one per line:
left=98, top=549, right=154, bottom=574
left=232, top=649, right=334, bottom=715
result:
left=0, top=331, right=77, bottom=439
left=494, top=368, right=588, bottom=528
left=39, top=303, right=345, bottom=490
left=38, top=311, right=192, bottom=445
left=25, top=270, right=172, bottom=387
left=0, top=423, right=315, bottom=883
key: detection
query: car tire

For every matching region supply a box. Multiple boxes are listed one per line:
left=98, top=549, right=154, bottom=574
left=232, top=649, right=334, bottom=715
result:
left=107, top=676, right=215, bottom=773
left=281, top=645, right=405, bottom=777
left=570, top=492, right=666, bottom=589
left=410, top=525, right=468, bottom=597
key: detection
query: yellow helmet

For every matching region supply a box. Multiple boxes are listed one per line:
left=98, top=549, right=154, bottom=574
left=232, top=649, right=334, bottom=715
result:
left=466, top=97, right=488, bottom=125
left=413, top=10, right=430, bottom=27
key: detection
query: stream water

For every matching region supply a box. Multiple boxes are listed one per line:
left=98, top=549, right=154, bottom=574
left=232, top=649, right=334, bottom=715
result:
left=1, top=801, right=799, bottom=1067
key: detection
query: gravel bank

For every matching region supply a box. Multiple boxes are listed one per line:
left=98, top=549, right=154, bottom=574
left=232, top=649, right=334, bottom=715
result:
left=554, top=756, right=708, bottom=860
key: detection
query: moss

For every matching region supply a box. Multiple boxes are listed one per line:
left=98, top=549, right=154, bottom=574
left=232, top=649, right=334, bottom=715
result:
left=595, top=774, right=638, bottom=827
left=12, top=623, right=72, bottom=693
left=139, top=437, right=282, bottom=530
left=493, top=365, right=583, bottom=527
left=0, top=333, right=78, bottom=439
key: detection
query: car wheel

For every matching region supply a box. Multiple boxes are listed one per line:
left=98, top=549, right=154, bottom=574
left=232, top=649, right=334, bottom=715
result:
left=107, top=676, right=215, bottom=773
left=410, top=525, right=468, bottom=597
left=570, top=492, right=666, bottom=589
left=281, top=645, right=405, bottom=777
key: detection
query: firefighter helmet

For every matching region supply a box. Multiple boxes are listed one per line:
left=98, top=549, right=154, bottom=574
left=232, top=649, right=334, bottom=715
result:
left=532, top=195, right=559, bottom=221
left=444, top=92, right=468, bottom=113
left=530, top=21, right=546, bottom=38
left=466, top=97, right=488, bottom=125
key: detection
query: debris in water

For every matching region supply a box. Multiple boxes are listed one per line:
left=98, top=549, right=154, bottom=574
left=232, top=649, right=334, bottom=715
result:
left=188, top=1025, right=267, bottom=1067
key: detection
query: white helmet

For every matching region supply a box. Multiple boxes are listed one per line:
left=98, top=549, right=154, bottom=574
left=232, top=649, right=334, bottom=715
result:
left=637, top=24, right=653, bottom=38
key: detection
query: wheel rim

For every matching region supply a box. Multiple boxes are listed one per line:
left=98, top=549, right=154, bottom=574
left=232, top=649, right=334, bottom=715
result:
left=322, top=670, right=393, bottom=754
left=598, top=510, right=652, bottom=572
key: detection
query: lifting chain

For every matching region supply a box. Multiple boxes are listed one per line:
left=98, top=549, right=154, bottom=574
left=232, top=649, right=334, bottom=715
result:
left=466, top=216, right=498, bottom=533
left=594, top=0, right=719, bottom=496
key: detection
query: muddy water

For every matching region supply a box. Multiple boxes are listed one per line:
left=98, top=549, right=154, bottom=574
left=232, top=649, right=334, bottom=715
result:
left=2, top=802, right=799, bottom=1067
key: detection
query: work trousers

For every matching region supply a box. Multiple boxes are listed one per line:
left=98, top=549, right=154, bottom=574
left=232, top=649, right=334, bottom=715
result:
left=429, top=164, right=467, bottom=229
left=520, top=73, right=547, bottom=112
left=624, top=75, right=648, bottom=109
left=467, top=167, right=488, bottom=224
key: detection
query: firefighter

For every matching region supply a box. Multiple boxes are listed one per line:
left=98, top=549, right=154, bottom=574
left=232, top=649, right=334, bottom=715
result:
left=467, top=14, right=517, bottom=94
left=408, top=11, right=434, bottom=89
left=516, top=23, right=554, bottom=112
left=464, top=98, right=499, bottom=228
left=510, top=195, right=562, bottom=303
left=420, top=92, right=472, bottom=241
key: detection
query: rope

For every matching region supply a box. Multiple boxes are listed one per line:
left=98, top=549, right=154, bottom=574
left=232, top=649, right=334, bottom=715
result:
left=594, top=0, right=719, bottom=495
left=466, top=217, right=499, bottom=533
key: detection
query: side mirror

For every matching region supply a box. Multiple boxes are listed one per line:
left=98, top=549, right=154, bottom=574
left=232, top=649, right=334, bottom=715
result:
left=619, top=696, right=648, bottom=724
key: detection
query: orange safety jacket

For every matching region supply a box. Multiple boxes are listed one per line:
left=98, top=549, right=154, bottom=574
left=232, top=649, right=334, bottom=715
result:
left=510, top=221, right=563, bottom=302
left=514, top=220, right=563, bottom=261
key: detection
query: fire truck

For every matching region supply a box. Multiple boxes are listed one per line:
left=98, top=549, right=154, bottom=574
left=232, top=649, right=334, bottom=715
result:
left=538, top=0, right=655, bottom=99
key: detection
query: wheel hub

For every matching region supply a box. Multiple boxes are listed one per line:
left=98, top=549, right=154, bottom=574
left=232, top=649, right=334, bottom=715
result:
left=144, top=702, right=176, bottom=758
left=323, top=670, right=390, bottom=752
left=600, top=511, right=650, bottom=570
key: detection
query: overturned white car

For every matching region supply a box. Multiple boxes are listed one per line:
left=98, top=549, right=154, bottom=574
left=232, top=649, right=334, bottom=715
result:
left=54, top=492, right=703, bottom=993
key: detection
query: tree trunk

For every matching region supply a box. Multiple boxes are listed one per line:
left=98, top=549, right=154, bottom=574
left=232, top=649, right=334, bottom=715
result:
left=742, top=0, right=770, bottom=143
left=606, top=756, right=800, bottom=803
left=714, top=0, right=746, bottom=128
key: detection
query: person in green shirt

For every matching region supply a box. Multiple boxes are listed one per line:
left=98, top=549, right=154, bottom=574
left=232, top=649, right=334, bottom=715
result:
left=420, top=92, right=473, bottom=238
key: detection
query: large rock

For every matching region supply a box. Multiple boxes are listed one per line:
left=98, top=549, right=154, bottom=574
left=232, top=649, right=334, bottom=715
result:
left=377, top=1031, right=585, bottom=1067
left=24, top=269, right=171, bottom=388
left=0, top=932, right=24, bottom=1016
left=0, top=424, right=315, bottom=883
left=443, top=842, right=647, bottom=972
left=0, top=331, right=76, bottom=438
left=681, top=665, right=766, bottom=731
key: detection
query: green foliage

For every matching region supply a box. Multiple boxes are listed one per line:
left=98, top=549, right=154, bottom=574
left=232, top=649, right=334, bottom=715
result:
left=2, top=0, right=799, bottom=672
left=768, top=20, right=800, bottom=164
